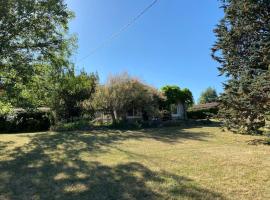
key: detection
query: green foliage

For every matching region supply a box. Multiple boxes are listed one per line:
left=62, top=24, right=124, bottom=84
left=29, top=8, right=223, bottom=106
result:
left=212, top=0, right=270, bottom=134
left=0, top=101, right=13, bottom=116
left=199, top=87, right=218, bottom=104
left=52, top=71, right=98, bottom=121
left=50, top=120, right=92, bottom=132
left=161, top=86, right=182, bottom=105
left=0, top=0, right=75, bottom=109
left=0, top=110, right=55, bottom=133
left=218, top=72, right=269, bottom=134
left=187, top=108, right=218, bottom=119
left=161, top=85, right=194, bottom=108
left=181, top=88, right=194, bottom=107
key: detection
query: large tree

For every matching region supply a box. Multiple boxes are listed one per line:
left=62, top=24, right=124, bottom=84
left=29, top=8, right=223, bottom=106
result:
left=0, top=0, right=75, bottom=114
left=199, top=87, right=218, bottom=104
left=161, top=85, right=194, bottom=108
left=53, top=71, right=98, bottom=121
left=92, top=73, right=162, bottom=124
left=212, top=0, right=270, bottom=134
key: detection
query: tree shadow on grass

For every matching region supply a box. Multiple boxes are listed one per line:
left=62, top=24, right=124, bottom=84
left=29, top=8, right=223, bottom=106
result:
left=247, top=138, right=270, bottom=146
left=0, top=158, right=225, bottom=200
left=0, top=125, right=225, bottom=200
left=141, top=127, right=212, bottom=143
left=12, top=124, right=212, bottom=156
left=0, top=141, right=14, bottom=155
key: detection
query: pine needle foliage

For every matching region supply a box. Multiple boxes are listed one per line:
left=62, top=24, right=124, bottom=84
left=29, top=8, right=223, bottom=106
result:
left=212, top=0, right=270, bottom=134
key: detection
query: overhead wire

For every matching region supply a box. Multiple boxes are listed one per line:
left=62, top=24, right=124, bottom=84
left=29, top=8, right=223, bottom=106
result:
left=77, top=0, right=159, bottom=64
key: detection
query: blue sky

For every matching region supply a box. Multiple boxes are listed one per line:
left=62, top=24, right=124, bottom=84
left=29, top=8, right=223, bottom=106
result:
left=66, top=0, right=225, bottom=102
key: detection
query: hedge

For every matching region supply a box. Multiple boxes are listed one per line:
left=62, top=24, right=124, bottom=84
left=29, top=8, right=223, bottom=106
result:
left=187, top=108, right=218, bottom=119
left=0, top=110, right=55, bottom=133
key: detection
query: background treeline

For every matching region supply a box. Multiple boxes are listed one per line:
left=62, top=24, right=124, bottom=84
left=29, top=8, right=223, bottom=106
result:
left=1, top=0, right=269, bottom=134
left=0, top=71, right=197, bottom=132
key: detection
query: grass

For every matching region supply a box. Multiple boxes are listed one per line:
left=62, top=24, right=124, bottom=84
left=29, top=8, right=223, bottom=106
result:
left=0, top=123, right=270, bottom=200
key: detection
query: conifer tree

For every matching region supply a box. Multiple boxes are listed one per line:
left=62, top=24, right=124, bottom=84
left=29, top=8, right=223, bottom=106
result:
left=212, top=0, right=270, bottom=134
left=199, top=87, right=218, bottom=104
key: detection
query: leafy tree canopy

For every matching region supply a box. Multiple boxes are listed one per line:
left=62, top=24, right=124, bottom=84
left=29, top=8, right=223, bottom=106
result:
left=161, top=85, right=194, bottom=107
left=0, top=0, right=75, bottom=112
left=92, top=73, right=162, bottom=123
left=53, top=70, right=99, bottom=121
left=199, top=87, right=218, bottom=104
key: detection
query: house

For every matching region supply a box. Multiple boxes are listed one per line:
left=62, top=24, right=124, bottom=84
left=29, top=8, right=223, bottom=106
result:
left=126, top=101, right=186, bottom=121
left=170, top=102, right=186, bottom=120
left=96, top=101, right=187, bottom=123
left=126, top=107, right=143, bottom=120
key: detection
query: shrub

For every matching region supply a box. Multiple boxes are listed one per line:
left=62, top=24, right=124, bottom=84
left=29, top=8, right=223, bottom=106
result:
left=0, top=110, right=55, bottom=133
left=52, top=71, right=98, bottom=122
left=160, top=110, right=172, bottom=121
left=187, top=108, right=218, bottom=119
left=0, top=116, right=9, bottom=131
left=50, top=120, right=92, bottom=132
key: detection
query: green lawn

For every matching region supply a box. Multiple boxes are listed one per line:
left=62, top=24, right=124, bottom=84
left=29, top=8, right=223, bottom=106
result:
left=0, top=124, right=269, bottom=200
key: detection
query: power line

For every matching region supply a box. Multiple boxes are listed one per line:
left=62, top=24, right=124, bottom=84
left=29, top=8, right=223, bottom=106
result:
left=77, top=0, right=159, bottom=63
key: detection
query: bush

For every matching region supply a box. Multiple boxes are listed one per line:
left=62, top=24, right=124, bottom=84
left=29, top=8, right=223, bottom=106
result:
left=187, top=108, right=218, bottom=119
left=50, top=120, right=92, bottom=132
left=0, top=116, right=9, bottom=131
left=0, top=110, right=55, bottom=133
left=160, top=110, right=172, bottom=121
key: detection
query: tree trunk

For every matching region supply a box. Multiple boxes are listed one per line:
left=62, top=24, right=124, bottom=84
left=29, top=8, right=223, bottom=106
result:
left=110, top=110, right=117, bottom=124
